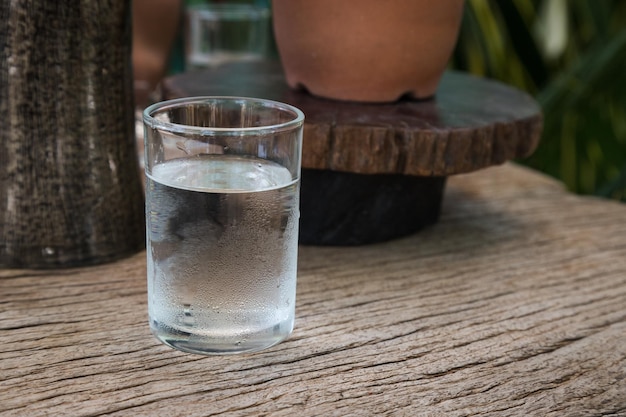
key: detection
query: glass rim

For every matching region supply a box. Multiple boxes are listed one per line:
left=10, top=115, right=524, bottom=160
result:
left=143, top=96, right=305, bottom=135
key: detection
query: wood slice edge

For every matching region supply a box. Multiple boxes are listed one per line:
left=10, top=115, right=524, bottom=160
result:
left=302, top=113, right=543, bottom=176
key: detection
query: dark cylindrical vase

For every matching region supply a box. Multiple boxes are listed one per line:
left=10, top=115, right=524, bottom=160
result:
left=0, top=1, right=145, bottom=268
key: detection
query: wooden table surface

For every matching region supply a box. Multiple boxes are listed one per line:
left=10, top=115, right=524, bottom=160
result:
left=2, top=163, right=626, bottom=416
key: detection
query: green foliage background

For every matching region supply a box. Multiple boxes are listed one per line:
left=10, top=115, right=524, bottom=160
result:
left=188, top=0, right=626, bottom=201
left=452, top=0, right=626, bottom=201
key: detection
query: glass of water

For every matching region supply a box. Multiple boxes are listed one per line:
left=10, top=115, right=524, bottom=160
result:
left=143, top=97, right=304, bottom=355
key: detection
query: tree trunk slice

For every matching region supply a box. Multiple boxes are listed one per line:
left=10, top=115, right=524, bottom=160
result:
left=162, top=61, right=543, bottom=176
left=161, top=62, right=542, bottom=245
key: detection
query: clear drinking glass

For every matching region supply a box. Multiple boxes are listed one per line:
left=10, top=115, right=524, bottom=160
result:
left=143, top=97, right=304, bottom=355
left=186, top=3, right=270, bottom=69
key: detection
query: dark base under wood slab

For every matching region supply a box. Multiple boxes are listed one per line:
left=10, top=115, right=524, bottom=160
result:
left=300, top=169, right=446, bottom=245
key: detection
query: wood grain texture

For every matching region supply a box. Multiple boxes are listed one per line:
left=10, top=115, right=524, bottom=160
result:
left=0, top=0, right=144, bottom=268
left=162, top=61, right=543, bottom=176
left=2, top=163, right=626, bottom=416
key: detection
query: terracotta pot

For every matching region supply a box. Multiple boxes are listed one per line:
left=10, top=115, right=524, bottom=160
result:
left=272, top=0, right=465, bottom=103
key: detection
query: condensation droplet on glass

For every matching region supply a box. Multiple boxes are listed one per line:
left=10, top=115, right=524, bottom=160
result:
left=182, top=304, right=195, bottom=326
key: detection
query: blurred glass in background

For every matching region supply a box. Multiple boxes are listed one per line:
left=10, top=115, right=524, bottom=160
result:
left=185, top=3, right=270, bottom=69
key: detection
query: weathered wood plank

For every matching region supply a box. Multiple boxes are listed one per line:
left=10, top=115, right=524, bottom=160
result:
left=1, top=163, right=625, bottom=416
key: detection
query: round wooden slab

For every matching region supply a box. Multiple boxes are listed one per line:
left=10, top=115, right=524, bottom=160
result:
left=161, top=62, right=542, bottom=245
left=162, top=61, right=542, bottom=177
